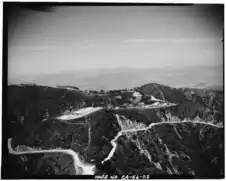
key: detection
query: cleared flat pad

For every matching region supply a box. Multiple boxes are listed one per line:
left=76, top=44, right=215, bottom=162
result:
left=56, top=107, right=103, bottom=120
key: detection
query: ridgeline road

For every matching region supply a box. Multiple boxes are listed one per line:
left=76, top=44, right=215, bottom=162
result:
left=55, top=102, right=178, bottom=123
left=55, top=107, right=104, bottom=121
left=8, top=118, right=223, bottom=175
left=8, top=101, right=223, bottom=175
left=101, top=116, right=223, bottom=164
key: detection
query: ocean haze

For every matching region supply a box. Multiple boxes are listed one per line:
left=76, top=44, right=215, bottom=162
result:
left=9, top=64, right=223, bottom=90
left=8, top=5, right=223, bottom=78
left=7, top=5, right=223, bottom=90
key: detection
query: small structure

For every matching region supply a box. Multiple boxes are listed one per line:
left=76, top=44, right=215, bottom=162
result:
left=115, top=95, right=122, bottom=99
left=132, top=91, right=142, bottom=103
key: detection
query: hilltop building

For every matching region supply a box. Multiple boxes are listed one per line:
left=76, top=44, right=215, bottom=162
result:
left=132, top=91, right=142, bottom=103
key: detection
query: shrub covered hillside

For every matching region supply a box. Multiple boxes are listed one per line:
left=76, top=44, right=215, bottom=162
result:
left=96, top=122, right=223, bottom=178
left=3, top=83, right=224, bottom=178
left=136, top=83, right=224, bottom=124
left=5, top=84, right=122, bottom=177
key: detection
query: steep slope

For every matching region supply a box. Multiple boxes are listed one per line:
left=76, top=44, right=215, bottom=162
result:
left=96, top=120, right=224, bottom=178
left=137, top=83, right=189, bottom=104
left=136, top=83, right=224, bottom=124
left=3, top=83, right=224, bottom=178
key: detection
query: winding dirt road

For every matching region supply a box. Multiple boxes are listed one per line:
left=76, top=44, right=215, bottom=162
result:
left=8, top=138, right=95, bottom=175
left=8, top=103, right=223, bottom=175
left=101, top=118, right=223, bottom=164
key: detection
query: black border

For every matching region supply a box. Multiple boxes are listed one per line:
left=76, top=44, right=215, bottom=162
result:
left=2, top=2, right=225, bottom=179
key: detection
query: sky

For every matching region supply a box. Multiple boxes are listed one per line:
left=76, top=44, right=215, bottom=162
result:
left=8, top=4, right=224, bottom=79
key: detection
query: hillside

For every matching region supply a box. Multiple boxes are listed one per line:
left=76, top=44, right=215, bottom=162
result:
left=2, top=83, right=224, bottom=178
left=96, top=122, right=223, bottom=178
left=137, top=83, right=223, bottom=124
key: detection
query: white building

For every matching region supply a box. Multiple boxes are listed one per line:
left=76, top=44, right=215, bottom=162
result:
left=132, top=91, right=142, bottom=103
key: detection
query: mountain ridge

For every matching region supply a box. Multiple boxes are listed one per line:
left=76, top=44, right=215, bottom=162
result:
left=3, top=82, right=224, bottom=178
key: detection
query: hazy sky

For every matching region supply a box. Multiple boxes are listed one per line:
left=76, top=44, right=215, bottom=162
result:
left=8, top=4, right=223, bottom=79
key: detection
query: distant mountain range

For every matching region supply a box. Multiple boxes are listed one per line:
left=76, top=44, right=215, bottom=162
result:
left=8, top=64, right=223, bottom=90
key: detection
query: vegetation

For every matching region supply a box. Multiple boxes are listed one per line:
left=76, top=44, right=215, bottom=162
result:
left=97, top=122, right=223, bottom=178
left=3, top=83, right=224, bottom=178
